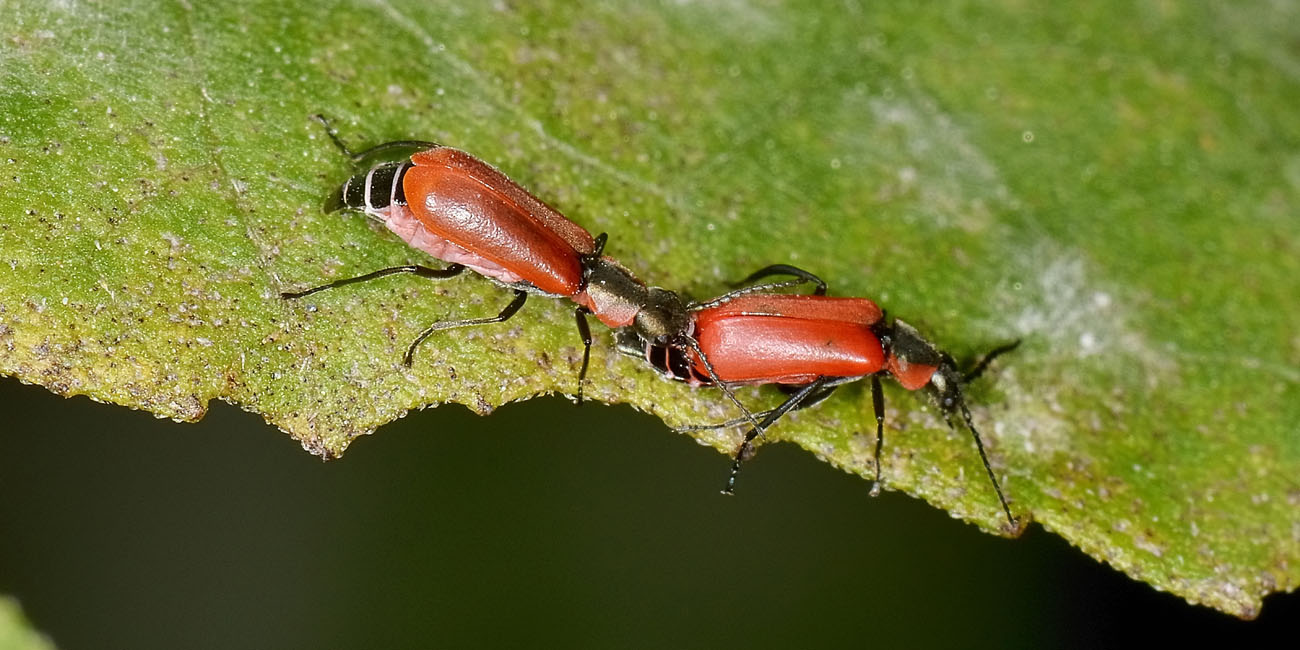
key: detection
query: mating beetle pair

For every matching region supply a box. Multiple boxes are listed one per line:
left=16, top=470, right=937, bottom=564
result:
left=282, top=117, right=1020, bottom=528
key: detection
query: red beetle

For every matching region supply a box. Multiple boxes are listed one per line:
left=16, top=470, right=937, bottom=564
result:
left=282, top=116, right=691, bottom=401
left=618, top=289, right=1020, bottom=528
left=283, top=116, right=797, bottom=419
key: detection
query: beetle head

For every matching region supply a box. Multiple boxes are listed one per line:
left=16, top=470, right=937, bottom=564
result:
left=633, top=288, right=691, bottom=345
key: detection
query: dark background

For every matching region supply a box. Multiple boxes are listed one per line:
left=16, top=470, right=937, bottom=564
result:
left=1, top=377, right=1293, bottom=648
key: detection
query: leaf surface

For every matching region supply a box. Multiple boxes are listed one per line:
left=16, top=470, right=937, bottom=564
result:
left=1, top=0, right=1296, bottom=617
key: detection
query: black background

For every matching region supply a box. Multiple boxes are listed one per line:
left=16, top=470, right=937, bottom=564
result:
left=1, top=377, right=1293, bottom=648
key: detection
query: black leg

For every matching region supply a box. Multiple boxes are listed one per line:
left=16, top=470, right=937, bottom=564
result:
left=734, top=263, right=828, bottom=295
left=693, top=276, right=825, bottom=311
left=721, top=376, right=838, bottom=495
left=673, top=408, right=782, bottom=432
left=870, top=374, right=885, bottom=496
left=685, top=337, right=765, bottom=435
left=281, top=264, right=467, bottom=299
left=962, top=340, right=1022, bottom=383
left=673, top=383, right=841, bottom=432
left=312, top=114, right=439, bottom=165
left=574, top=307, right=594, bottom=404
left=404, top=290, right=528, bottom=367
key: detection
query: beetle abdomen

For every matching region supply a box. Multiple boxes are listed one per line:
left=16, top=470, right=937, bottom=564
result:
left=337, top=161, right=411, bottom=215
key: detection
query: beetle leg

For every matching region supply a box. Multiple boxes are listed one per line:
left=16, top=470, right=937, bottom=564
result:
left=672, top=383, right=841, bottom=433
left=403, top=290, right=529, bottom=367
left=312, top=114, right=439, bottom=165
left=574, top=306, right=594, bottom=404
left=732, top=263, right=827, bottom=295
left=688, top=264, right=827, bottom=312
left=869, top=374, right=885, bottom=496
left=721, top=376, right=839, bottom=495
left=281, top=264, right=467, bottom=299
left=671, top=408, right=781, bottom=432
left=685, top=337, right=765, bottom=435
left=692, top=277, right=822, bottom=310
left=691, top=374, right=885, bottom=496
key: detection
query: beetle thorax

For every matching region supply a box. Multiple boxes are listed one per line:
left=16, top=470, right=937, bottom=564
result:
left=580, top=258, right=652, bottom=328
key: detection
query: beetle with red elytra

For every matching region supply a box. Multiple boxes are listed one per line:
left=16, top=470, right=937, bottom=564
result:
left=616, top=287, right=1022, bottom=529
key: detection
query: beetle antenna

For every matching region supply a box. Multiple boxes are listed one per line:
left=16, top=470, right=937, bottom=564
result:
left=312, top=114, right=359, bottom=158
left=685, top=336, right=765, bottom=435
left=963, top=339, right=1022, bottom=383
left=722, top=377, right=835, bottom=495
left=949, top=401, right=1016, bottom=529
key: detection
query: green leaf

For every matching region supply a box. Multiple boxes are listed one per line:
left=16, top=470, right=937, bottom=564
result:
left=0, top=596, right=55, bottom=650
left=1, top=0, right=1296, bottom=618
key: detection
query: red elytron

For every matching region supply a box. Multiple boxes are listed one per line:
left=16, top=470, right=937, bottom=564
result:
left=659, top=293, right=886, bottom=385
left=395, top=146, right=597, bottom=296
left=619, top=289, right=1020, bottom=528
